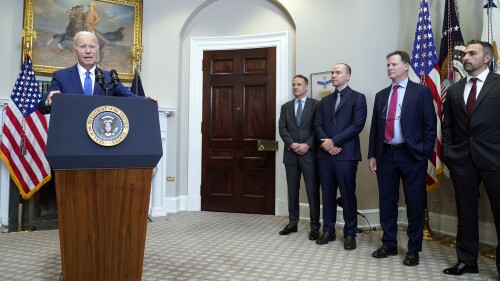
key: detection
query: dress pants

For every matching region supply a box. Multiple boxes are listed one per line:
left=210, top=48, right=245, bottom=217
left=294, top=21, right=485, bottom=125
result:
left=448, top=157, right=500, bottom=273
left=318, top=157, right=358, bottom=236
left=377, top=146, right=426, bottom=252
left=284, top=156, right=321, bottom=230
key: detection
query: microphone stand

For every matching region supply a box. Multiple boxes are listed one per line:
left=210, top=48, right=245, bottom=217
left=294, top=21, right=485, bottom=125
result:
left=95, top=68, right=119, bottom=96
left=336, top=197, right=373, bottom=233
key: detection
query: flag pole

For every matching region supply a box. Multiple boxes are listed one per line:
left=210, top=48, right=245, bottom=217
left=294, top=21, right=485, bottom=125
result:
left=409, top=0, right=443, bottom=241
left=423, top=191, right=442, bottom=241
left=423, top=209, right=442, bottom=241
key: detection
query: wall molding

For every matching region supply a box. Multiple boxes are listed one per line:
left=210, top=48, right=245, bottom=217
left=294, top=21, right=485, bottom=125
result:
left=188, top=32, right=290, bottom=211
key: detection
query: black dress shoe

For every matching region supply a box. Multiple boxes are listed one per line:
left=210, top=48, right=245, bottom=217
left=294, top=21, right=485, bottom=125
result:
left=316, top=232, right=336, bottom=245
left=279, top=225, right=297, bottom=235
left=344, top=236, right=356, bottom=250
left=403, top=251, right=419, bottom=266
left=309, top=230, right=319, bottom=240
left=443, top=262, right=479, bottom=275
left=372, top=245, right=398, bottom=258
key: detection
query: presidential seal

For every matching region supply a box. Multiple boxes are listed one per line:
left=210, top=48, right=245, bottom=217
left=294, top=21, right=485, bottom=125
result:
left=86, top=105, right=129, bottom=146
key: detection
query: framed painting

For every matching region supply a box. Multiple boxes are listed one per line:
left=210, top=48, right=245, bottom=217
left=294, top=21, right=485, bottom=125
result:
left=22, top=0, right=143, bottom=81
left=310, top=71, right=334, bottom=100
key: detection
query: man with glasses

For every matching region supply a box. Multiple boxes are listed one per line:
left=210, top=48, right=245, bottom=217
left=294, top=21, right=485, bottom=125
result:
left=367, top=50, right=436, bottom=266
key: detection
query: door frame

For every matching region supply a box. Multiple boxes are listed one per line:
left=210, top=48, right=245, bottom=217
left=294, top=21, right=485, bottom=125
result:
left=188, top=32, right=290, bottom=214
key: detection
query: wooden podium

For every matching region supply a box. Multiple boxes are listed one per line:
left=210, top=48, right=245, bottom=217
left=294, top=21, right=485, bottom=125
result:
left=45, top=95, right=162, bottom=281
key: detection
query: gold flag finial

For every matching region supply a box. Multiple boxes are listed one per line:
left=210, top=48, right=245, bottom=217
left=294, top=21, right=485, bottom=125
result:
left=21, top=28, right=37, bottom=58
left=132, top=43, right=144, bottom=67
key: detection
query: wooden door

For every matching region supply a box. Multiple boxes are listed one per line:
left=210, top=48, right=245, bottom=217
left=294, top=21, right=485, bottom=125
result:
left=201, top=47, right=276, bottom=214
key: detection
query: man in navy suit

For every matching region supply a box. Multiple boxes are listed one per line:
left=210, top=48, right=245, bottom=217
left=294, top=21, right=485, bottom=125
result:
left=38, top=31, right=156, bottom=114
left=368, top=51, right=436, bottom=266
left=278, top=74, right=321, bottom=240
left=442, top=40, right=500, bottom=277
left=314, top=63, right=367, bottom=249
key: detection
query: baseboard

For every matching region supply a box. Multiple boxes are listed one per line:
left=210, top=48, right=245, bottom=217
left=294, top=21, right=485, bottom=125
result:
left=168, top=198, right=499, bottom=246
left=296, top=204, right=498, bottom=246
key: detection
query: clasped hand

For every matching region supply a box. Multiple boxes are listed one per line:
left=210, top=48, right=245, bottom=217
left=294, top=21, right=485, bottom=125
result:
left=321, top=138, right=342, bottom=155
left=291, top=143, right=309, bottom=156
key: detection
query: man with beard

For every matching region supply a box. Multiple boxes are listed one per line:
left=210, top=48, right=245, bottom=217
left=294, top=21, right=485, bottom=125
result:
left=442, top=40, right=500, bottom=278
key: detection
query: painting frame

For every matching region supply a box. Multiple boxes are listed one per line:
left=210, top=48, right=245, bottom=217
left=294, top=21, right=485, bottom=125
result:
left=310, top=71, right=334, bottom=100
left=22, top=0, right=143, bottom=81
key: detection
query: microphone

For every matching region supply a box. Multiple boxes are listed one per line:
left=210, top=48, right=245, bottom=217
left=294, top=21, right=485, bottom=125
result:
left=110, top=69, right=120, bottom=86
left=95, top=67, right=106, bottom=92
left=108, top=69, right=120, bottom=95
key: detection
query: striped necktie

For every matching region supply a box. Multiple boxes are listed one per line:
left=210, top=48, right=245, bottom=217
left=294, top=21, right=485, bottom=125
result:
left=296, top=99, right=303, bottom=125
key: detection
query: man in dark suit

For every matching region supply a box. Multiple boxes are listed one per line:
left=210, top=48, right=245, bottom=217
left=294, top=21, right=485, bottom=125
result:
left=278, top=74, right=321, bottom=240
left=368, top=51, right=436, bottom=266
left=314, top=63, right=367, bottom=250
left=442, top=40, right=500, bottom=278
left=38, top=31, right=155, bottom=114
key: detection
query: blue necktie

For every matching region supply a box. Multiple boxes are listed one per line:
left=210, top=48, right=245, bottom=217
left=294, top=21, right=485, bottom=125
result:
left=296, top=100, right=302, bottom=125
left=84, top=71, right=92, bottom=96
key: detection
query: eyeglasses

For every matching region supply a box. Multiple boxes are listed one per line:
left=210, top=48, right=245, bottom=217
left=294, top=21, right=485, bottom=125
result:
left=381, top=103, right=402, bottom=121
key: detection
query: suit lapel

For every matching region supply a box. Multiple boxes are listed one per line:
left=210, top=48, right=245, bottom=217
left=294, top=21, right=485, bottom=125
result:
left=381, top=85, right=391, bottom=117
left=401, top=81, right=417, bottom=119
left=288, top=99, right=299, bottom=127
left=298, top=98, right=314, bottom=126
left=455, top=79, right=467, bottom=115
left=475, top=72, right=499, bottom=109
left=70, top=65, right=85, bottom=95
left=335, top=87, right=351, bottom=113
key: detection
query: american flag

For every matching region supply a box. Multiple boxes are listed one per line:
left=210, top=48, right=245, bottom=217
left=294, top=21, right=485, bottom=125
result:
left=131, top=67, right=145, bottom=97
left=409, top=0, right=442, bottom=192
left=438, top=0, right=466, bottom=103
left=0, top=54, right=51, bottom=199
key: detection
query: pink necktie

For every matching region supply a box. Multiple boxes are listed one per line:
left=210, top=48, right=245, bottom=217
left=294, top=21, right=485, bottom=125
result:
left=466, top=78, right=477, bottom=118
left=384, top=85, right=399, bottom=141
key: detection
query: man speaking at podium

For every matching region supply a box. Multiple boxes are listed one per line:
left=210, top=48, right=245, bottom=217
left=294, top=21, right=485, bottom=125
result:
left=38, top=31, right=156, bottom=114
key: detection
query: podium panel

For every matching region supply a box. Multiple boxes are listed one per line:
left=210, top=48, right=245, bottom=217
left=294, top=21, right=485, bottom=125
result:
left=46, top=94, right=162, bottom=169
left=55, top=169, right=152, bottom=281
left=45, top=95, right=162, bottom=281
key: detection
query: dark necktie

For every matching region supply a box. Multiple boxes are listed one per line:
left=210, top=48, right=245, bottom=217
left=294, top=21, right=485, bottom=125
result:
left=384, top=84, right=399, bottom=142
left=84, top=71, right=92, bottom=96
left=296, top=99, right=302, bottom=125
left=335, top=91, right=341, bottom=111
left=466, top=78, right=477, bottom=118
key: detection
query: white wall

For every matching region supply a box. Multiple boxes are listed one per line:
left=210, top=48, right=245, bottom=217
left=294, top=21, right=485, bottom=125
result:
left=0, top=0, right=492, bottom=238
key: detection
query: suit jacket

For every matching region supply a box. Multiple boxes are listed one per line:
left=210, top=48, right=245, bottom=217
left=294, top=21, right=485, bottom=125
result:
left=368, top=79, right=437, bottom=163
left=38, top=64, right=140, bottom=114
left=279, top=97, right=319, bottom=164
left=442, top=71, right=500, bottom=171
left=314, top=86, right=367, bottom=161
